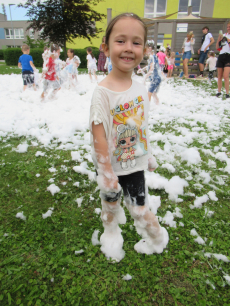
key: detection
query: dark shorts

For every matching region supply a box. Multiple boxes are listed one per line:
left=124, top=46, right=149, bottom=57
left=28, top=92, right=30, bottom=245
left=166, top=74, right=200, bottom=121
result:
left=198, top=51, right=208, bottom=64
left=100, top=171, right=145, bottom=206
left=22, top=70, right=34, bottom=85
left=216, top=53, right=230, bottom=69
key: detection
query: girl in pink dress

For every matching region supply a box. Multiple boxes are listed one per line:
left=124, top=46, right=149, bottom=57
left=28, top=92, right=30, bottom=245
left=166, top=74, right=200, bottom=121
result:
left=157, top=46, right=166, bottom=71
left=167, top=52, right=175, bottom=78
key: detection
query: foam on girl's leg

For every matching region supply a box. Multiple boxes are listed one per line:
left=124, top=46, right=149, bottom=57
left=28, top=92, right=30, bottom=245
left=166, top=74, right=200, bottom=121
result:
left=100, top=196, right=126, bottom=262
left=124, top=193, right=169, bottom=255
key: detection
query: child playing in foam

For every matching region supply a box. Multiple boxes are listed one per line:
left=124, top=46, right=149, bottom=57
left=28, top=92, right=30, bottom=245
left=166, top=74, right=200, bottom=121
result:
left=144, top=41, right=162, bottom=105
left=167, top=52, right=176, bottom=78
left=87, top=47, right=98, bottom=82
left=18, top=44, right=37, bottom=91
left=65, top=55, right=81, bottom=87
left=41, top=44, right=61, bottom=100
left=89, top=13, right=169, bottom=262
left=66, top=48, right=75, bottom=65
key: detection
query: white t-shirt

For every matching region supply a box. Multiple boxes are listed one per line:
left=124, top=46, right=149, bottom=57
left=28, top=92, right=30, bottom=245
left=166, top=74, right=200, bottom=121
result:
left=184, top=41, right=192, bottom=52
left=87, top=54, right=97, bottom=64
left=206, top=57, right=217, bottom=71
left=89, top=80, right=151, bottom=176
left=220, top=33, right=230, bottom=54
left=66, top=58, right=73, bottom=65
left=201, top=32, right=213, bottom=51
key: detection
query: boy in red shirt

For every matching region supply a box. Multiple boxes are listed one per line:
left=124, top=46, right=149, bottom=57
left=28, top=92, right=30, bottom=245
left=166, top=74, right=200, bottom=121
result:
left=41, top=44, right=61, bottom=100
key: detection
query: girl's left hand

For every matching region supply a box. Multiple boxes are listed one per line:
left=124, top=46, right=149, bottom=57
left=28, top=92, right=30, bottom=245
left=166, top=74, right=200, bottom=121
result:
left=148, top=156, right=158, bottom=172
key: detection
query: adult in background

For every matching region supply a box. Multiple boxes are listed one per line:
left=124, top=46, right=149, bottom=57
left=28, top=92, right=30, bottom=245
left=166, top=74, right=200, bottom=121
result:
left=215, top=22, right=230, bottom=99
left=97, top=36, right=107, bottom=75
left=181, top=31, right=195, bottom=78
left=197, top=26, right=214, bottom=78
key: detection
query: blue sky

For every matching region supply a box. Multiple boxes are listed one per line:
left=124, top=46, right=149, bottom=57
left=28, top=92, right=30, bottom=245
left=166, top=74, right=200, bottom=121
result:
left=1, top=3, right=28, bottom=21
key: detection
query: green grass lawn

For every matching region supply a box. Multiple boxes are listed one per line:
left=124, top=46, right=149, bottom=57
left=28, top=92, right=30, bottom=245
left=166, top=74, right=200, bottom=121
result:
left=0, top=78, right=230, bottom=306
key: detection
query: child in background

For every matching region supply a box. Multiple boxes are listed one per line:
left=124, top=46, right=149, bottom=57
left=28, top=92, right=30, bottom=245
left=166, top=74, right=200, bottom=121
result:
left=65, top=55, right=81, bottom=87
left=41, top=44, right=61, bottom=100
left=89, top=13, right=168, bottom=262
left=104, top=57, right=112, bottom=74
left=42, top=46, right=50, bottom=70
left=18, top=44, right=37, bottom=91
left=66, top=49, right=74, bottom=65
left=145, top=42, right=162, bottom=104
left=156, top=46, right=166, bottom=71
left=205, top=51, right=217, bottom=83
left=167, top=52, right=176, bottom=78
left=87, top=47, right=97, bottom=82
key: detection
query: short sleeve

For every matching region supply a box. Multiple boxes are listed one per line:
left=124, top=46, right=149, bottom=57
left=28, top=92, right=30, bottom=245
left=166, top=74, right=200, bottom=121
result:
left=18, top=56, right=21, bottom=63
left=87, top=54, right=90, bottom=60
left=208, top=33, right=213, bottom=39
left=30, top=55, right=33, bottom=62
left=89, top=87, right=110, bottom=138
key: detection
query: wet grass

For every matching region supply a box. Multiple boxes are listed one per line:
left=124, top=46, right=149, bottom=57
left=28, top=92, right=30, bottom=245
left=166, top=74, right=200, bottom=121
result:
left=0, top=79, right=230, bottom=305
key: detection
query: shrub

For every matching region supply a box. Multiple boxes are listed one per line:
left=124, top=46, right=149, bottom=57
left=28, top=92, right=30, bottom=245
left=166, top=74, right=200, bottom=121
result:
left=0, top=50, right=4, bottom=60
left=3, top=47, right=100, bottom=68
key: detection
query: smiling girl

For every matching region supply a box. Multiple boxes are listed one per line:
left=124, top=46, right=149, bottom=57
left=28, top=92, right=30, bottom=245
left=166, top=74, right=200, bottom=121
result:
left=89, top=13, right=169, bottom=262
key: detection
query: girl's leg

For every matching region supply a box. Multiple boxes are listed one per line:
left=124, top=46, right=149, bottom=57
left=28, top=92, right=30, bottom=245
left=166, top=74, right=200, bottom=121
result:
left=223, top=67, right=230, bottom=94
left=153, top=92, right=159, bottom=105
left=122, top=172, right=168, bottom=254
left=217, top=68, right=223, bottom=93
left=89, top=72, right=92, bottom=81
left=94, top=71, right=98, bottom=81
left=183, top=59, right=189, bottom=77
left=100, top=193, right=126, bottom=262
left=148, top=91, right=152, bottom=101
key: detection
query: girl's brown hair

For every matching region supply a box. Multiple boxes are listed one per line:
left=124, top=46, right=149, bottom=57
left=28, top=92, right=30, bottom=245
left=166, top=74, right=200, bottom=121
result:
left=87, top=47, right=95, bottom=59
left=68, top=48, right=74, bottom=55
left=105, top=13, right=147, bottom=48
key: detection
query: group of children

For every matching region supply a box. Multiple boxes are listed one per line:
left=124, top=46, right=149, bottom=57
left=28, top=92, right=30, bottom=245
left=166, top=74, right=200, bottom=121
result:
left=18, top=44, right=98, bottom=99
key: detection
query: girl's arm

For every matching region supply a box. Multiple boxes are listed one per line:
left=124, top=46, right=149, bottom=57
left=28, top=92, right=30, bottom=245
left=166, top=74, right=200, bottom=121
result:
left=216, top=34, right=222, bottom=50
left=92, top=122, right=118, bottom=191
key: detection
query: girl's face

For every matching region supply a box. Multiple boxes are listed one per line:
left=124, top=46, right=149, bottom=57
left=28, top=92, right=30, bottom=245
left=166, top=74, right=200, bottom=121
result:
left=104, top=17, right=145, bottom=74
left=227, top=24, right=230, bottom=34
left=67, top=50, right=74, bottom=59
left=119, top=134, right=137, bottom=149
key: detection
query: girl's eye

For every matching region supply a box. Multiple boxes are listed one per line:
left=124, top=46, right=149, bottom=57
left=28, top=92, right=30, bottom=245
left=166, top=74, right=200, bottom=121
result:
left=133, top=42, right=141, bottom=45
left=130, top=136, right=136, bottom=143
left=119, top=140, right=126, bottom=145
left=117, top=40, right=124, bottom=43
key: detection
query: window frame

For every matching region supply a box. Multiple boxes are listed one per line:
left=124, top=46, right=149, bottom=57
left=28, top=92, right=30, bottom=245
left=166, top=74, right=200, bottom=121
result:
left=178, top=0, right=202, bottom=18
left=144, top=0, right=167, bottom=19
left=5, top=28, right=24, bottom=39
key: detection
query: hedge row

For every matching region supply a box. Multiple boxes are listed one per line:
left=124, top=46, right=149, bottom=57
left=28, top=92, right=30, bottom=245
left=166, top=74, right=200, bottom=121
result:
left=3, top=47, right=100, bottom=68
left=0, top=50, right=4, bottom=60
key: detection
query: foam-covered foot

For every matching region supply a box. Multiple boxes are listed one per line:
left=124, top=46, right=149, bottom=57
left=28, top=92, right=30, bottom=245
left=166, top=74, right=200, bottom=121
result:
left=134, top=227, right=169, bottom=255
left=100, top=226, right=125, bottom=262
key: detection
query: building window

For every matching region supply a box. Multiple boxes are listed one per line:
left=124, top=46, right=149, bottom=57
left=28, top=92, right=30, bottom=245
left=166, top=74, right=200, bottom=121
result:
left=29, top=29, right=34, bottom=38
left=5, top=28, right=24, bottom=39
left=178, top=0, right=202, bottom=17
left=144, top=0, right=167, bottom=18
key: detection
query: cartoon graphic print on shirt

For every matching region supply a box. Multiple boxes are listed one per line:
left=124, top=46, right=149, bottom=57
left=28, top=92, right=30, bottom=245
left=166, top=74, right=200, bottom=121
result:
left=111, top=95, right=148, bottom=170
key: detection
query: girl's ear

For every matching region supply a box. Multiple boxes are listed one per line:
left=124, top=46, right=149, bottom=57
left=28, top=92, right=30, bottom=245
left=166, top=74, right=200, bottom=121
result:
left=102, top=43, right=110, bottom=57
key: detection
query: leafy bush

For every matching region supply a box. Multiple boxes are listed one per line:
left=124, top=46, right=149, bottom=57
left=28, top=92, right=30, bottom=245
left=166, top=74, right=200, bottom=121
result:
left=3, top=47, right=100, bottom=68
left=0, top=50, right=4, bottom=60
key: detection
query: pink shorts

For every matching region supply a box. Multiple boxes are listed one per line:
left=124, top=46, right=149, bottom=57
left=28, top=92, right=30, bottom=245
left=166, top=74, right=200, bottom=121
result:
left=168, top=65, right=174, bottom=70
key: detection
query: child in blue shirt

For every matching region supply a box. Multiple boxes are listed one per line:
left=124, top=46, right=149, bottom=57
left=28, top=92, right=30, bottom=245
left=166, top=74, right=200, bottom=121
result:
left=18, top=44, right=37, bottom=91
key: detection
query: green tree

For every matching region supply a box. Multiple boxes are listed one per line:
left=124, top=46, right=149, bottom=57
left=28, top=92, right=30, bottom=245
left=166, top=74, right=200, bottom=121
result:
left=18, top=0, right=106, bottom=58
left=23, top=35, right=48, bottom=48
